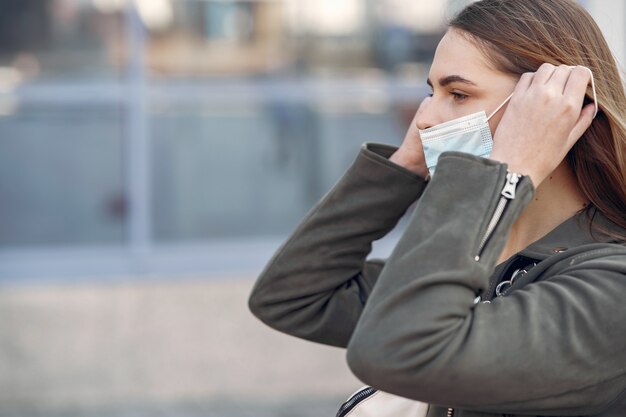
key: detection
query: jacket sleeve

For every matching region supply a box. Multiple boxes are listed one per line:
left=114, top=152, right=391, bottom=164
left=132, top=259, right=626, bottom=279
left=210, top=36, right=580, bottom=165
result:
left=248, top=143, right=428, bottom=348
left=346, top=151, right=626, bottom=415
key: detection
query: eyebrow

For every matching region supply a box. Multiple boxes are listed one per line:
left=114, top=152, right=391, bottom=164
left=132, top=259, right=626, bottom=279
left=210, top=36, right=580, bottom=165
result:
left=426, top=75, right=477, bottom=87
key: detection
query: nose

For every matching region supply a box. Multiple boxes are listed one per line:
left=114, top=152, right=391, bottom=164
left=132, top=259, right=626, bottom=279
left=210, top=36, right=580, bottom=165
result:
left=415, top=96, right=441, bottom=130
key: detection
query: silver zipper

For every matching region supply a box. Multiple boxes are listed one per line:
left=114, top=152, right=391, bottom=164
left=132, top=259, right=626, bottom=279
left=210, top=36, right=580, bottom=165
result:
left=474, top=172, right=521, bottom=261
left=336, top=386, right=377, bottom=417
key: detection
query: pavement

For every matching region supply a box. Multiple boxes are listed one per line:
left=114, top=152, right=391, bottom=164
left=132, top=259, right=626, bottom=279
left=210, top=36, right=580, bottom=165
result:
left=0, top=276, right=361, bottom=417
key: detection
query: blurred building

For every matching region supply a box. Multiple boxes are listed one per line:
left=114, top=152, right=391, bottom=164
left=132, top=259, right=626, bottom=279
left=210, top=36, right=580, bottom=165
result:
left=0, top=0, right=469, bottom=280
left=0, top=1, right=623, bottom=276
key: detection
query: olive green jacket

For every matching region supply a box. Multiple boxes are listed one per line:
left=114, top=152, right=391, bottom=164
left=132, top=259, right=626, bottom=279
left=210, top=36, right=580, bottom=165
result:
left=249, top=143, right=626, bottom=417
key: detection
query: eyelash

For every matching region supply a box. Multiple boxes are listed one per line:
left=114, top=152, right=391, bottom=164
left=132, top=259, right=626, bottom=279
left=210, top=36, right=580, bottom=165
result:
left=452, top=91, right=468, bottom=100
left=427, top=91, right=469, bottom=102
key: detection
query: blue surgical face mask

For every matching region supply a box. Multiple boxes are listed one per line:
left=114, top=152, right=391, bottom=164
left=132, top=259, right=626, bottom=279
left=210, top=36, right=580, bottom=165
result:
left=419, top=93, right=513, bottom=174
left=419, top=66, right=599, bottom=174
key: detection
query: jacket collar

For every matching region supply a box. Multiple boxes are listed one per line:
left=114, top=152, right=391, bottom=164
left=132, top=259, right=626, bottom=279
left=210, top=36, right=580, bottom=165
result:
left=519, top=206, right=626, bottom=260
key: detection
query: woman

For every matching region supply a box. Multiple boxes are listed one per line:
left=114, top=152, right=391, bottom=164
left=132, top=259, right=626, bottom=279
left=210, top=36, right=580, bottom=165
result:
left=249, top=0, right=626, bottom=416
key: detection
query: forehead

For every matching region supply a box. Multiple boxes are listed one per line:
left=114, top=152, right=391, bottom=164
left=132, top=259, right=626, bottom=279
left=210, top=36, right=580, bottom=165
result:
left=429, top=29, right=499, bottom=84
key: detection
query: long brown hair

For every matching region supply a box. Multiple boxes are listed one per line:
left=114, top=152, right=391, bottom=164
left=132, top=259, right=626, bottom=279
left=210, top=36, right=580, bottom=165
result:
left=451, top=0, right=626, bottom=241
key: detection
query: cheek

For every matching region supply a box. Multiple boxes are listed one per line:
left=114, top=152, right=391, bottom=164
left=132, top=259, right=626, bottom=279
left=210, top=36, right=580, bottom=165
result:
left=488, top=111, right=506, bottom=135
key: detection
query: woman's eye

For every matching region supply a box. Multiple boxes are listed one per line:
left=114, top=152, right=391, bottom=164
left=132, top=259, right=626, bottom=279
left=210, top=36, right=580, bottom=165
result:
left=451, top=91, right=469, bottom=101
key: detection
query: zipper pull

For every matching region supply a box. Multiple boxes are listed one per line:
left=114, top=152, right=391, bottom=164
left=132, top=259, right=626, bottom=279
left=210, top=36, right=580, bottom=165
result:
left=501, top=172, right=521, bottom=199
left=474, top=172, right=523, bottom=262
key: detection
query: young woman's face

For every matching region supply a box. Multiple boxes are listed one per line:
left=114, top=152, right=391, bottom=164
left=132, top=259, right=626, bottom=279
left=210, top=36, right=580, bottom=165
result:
left=417, top=29, right=518, bottom=132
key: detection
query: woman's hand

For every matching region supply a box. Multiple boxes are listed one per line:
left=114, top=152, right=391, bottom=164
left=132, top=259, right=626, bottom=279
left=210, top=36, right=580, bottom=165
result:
left=490, top=64, right=596, bottom=187
left=389, top=103, right=430, bottom=178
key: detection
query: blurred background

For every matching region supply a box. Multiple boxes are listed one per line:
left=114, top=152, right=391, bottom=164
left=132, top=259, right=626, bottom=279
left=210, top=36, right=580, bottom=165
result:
left=0, top=0, right=623, bottom=416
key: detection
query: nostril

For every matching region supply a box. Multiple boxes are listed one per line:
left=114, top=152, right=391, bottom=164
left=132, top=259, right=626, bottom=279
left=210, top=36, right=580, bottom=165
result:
left=416, top=120, right=432, bottom=130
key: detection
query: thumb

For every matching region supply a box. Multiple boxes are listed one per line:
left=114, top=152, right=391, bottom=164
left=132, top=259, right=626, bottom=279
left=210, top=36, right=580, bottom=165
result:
left=569, top=103, right=596, bottom=144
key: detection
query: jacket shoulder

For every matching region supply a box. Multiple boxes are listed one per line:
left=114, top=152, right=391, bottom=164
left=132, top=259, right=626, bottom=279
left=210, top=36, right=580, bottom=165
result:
left=541, top=242, right=626, bottom=277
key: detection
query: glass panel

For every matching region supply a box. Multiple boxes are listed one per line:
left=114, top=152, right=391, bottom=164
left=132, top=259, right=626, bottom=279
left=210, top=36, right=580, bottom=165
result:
left=151, top=100, right=313, bottom=240
left=0, top=0, right=127, bottom=249
left=315, top=104, right=411, bottom=192
left=0, top=104, right=126, bottom=247
left=150, top=89, right=421, bottom=241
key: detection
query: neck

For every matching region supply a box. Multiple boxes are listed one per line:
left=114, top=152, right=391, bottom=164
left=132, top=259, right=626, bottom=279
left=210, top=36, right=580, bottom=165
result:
left=497, top=161, right=589, bottom=264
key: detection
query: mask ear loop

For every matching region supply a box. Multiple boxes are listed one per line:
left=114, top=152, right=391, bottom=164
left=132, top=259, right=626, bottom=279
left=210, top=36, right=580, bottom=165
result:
left=569, top=66, right=598, bottom=118
left=584, top=67, right=599, bottom=118
left=487, top=92, right=515, bottom=122
left=486, top=66, right=599, bottom=122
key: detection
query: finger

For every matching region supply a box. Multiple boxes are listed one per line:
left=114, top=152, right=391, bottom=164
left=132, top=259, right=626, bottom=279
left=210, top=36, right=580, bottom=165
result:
left=563, top=66, right=592, bottom=99
left=569, top=103, right=595, bottom=144
left=576, top=66, right=598, bottom=118
left=514, top=71, right=534, bottom=94
left=563, top=66, right=592, bottom=117
left=547, top=65, right=574, bottom=94
left=532, top=63, right=557, bottom=85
